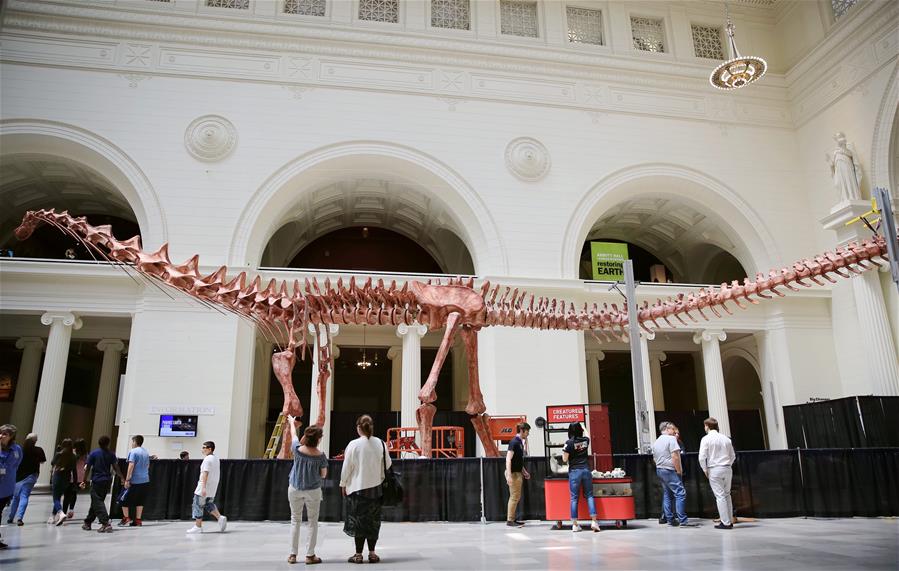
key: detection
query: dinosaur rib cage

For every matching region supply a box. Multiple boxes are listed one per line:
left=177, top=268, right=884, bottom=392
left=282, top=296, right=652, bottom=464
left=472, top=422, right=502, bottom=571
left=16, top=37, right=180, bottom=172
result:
left=14, top=209, right=892, bottom=346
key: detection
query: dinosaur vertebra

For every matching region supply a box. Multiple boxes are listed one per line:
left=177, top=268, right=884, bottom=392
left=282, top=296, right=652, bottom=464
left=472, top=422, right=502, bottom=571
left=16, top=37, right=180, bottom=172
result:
left=14, top=209, right=892, bottom=457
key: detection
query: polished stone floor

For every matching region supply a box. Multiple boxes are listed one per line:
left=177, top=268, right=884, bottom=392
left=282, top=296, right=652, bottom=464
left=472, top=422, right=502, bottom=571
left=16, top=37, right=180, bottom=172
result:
left=1, top=495, right=896, bottom=570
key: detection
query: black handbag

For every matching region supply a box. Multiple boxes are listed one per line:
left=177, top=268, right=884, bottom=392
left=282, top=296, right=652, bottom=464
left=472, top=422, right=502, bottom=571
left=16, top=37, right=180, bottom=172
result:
left=380, top=441, right=403, bottom=507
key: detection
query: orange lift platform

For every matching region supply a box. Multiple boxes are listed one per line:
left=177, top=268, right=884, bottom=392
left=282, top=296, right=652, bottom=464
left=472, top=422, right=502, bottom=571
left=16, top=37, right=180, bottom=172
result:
left=386, top=426, right=465, bottom=458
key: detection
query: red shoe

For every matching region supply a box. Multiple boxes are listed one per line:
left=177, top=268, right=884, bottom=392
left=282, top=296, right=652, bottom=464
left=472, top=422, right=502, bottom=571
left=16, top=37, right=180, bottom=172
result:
left=130, top=519, right=142, bottom=527
left=117, top=517, right=131, bottom=527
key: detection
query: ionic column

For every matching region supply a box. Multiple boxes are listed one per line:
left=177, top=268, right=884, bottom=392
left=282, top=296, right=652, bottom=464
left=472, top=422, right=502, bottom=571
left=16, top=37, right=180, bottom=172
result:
left=822, top=191, right=899, bottom=396
left=693, top=329, right=730, bottom=436
left=650, top=351, right=667, bottom=412
left=387, top=346, right=401, bottom=411
left=10, top=337, right=44, bottom=433
left=33, top=312, right=82, bottom=466
left=585, top=351, right=605, bottom=403
left=852, top=271, right=899, bottom=395
left=397, top=323, right=428, bottom=430
left=308, top=324, right=339, bottom=456
left=90, top=339, right=125, bottom=449
left=639, top=333, right=656, bottom=432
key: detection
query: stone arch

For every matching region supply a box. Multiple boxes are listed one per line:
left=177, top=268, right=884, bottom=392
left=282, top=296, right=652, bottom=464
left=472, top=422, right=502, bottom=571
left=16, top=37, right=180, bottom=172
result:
left=870, top=60, right=899, bottom=191
left=0, top=119, right=166, bottom=248
left=721, top=346, right=762, bottom=380
left=561, top=163, right=780, bottom=279
left=230, top=141, right=507, bottom=273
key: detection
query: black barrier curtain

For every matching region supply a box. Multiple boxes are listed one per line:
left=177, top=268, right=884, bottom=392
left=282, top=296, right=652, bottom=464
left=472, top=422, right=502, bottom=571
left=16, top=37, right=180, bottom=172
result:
left=783, top=396, right=899, bottom=448
left=328, top=411, right=477, bottom=457
left=110, top=449, right=898, bottom=522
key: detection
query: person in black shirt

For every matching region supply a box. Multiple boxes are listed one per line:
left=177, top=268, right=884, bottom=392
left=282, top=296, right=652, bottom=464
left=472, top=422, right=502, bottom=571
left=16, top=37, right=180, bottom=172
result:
left=7, top=432, right=46, bottom=526
left=505, top=422, right=530, bottom=527
left=562, top=422, right=600, bottom=532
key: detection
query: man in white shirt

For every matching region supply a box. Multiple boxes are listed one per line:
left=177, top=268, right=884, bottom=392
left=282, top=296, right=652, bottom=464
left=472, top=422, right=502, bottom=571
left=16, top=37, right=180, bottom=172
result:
left=698, top=418, right=737, bottom=530
left=187, top=441, right=227, bottom=534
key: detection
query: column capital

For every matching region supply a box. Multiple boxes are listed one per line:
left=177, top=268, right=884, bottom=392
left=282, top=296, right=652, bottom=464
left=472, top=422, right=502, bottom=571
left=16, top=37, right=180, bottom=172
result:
left=586, top=350, right=606, bottom=361
left=641, top=330, right=656, bottom=341
left=40, top=312, right=82, bottom=330
left=307, top=323, right=340, bottom=336
left=96, top=339, right=125, bottom=353
left=332, top=345, right=341, bottom=359
left=16, top=337, right=44, bottom=351
left=396, top=323, right=427, bottom=338
left=693, top=329, right=726, bottom=344
left=386, top=346, right=400, bottom=360
left=653, top=351, right=668, bottom=362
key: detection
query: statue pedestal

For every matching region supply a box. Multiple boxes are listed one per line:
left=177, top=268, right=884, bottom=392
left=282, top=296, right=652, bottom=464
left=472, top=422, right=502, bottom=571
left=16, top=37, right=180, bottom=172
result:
left=821, top=200, right=876, bottom=245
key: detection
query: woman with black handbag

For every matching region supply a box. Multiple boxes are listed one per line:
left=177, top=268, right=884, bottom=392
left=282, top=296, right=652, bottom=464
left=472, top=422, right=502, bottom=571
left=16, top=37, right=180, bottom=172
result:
left=339, top=415, right=390, bottom=564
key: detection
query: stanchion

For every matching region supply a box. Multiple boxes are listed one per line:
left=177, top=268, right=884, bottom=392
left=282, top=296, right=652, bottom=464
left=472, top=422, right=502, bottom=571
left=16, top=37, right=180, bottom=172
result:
left=479, top=456, right=486, bottom=524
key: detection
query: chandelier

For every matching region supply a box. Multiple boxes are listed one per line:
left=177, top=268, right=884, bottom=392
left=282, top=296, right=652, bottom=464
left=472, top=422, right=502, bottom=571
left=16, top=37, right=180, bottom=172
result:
left=357, top=326, right=373, bottom=370
left=709, top=3, right=767, bottom=91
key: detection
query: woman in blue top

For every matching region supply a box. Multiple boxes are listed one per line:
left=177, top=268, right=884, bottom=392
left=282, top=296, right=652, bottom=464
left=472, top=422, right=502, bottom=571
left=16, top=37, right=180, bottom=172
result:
left=562, top=422, right=600, bottom=532
left=0, top=424, right=24, bottom=550
left=286, top=415, right=328, bottom=565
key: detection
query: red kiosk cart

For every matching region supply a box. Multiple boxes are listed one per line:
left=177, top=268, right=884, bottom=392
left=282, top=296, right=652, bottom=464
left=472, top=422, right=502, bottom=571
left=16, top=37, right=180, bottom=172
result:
left=539, top=404, right=635, bottom=529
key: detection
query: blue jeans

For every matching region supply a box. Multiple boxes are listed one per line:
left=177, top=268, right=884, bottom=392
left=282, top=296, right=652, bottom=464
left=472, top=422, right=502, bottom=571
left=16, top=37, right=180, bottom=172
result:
left=656, top=468, right=687, bottom=524
left=8, top=473, right=38, bottom=522
left=51, top=472, right=68, bottom=515
left=568, top=467, right=596, bottom=520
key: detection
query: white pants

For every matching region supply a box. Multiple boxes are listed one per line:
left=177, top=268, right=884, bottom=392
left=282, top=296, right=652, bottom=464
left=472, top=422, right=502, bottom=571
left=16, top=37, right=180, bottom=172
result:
left=288, top=486, right=322, bottom=557
left=708, top=466, right=733, bottom=525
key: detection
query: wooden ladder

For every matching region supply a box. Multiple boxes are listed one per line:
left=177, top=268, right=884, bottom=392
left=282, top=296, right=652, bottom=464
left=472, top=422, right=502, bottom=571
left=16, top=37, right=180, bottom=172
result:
left=263, top=412, right=287, bottom=459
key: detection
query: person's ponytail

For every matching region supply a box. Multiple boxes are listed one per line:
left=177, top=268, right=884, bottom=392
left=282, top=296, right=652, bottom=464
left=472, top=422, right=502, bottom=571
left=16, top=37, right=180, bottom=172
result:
left=356, top=414, right=374, bottom=438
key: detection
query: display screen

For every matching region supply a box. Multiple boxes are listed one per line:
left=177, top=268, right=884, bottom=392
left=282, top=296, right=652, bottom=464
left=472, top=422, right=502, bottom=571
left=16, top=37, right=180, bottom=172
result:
left=158, top=414, right=198, bottom=437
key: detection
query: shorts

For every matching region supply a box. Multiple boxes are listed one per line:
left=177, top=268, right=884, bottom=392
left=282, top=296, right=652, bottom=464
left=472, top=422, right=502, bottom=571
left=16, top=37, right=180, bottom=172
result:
left=192, top=495, right=218, bottom=519
left=125, top=482, right=150, bottom=507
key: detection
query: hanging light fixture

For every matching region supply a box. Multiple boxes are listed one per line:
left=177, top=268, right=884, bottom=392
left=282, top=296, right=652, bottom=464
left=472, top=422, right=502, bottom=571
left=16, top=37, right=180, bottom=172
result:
left=357, top=325, right=372, bottom=370
left=709, top=2, right=767, bottom=91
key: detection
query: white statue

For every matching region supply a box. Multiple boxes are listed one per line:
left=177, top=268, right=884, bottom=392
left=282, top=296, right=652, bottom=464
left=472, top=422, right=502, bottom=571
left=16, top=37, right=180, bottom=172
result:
left=825, top=132, right=863, bottom=201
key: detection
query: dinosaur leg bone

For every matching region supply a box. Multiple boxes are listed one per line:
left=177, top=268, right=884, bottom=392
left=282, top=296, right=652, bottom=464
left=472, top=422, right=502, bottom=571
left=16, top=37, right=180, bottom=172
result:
left=460, top=326, right=501, bottom=457
left=272, top=348, right=300, bottom=459
left=417, top=311, right=462, bottom=458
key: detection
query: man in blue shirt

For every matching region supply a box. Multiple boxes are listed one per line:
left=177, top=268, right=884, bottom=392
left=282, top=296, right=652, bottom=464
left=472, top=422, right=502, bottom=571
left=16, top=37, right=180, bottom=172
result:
left=81, top=435, right=124, bottom=533
left=119, top=435, right=151, bottom=527
left=0, top=424, right=24, bottom=550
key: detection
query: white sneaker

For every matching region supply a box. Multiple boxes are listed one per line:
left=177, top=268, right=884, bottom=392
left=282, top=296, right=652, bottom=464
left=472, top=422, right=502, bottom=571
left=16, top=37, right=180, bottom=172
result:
left=55, top=512, right=66, bottom=526
left=47, top=516, right=56, bottom=525
left=218, top=515, right=228, bottom=533
left=186, top=525, right=203, bottom=534
left=571, top=523, right=581, bottom=532
left=591, top=521, right=601, bottom=532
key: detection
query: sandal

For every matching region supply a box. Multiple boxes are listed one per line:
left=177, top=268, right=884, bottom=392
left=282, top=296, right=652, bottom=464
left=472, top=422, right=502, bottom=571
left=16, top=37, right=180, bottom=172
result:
left=305, top=556, right=322, bottom=565
left=347, top=554, right=364, bottom=564
left=368, top=553, right=381, bottom=563
left=287, top=554, right=297, bottom=564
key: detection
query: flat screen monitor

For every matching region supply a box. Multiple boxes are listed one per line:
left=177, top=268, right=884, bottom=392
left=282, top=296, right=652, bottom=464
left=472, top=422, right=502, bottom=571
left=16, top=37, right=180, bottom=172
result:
left=158, top=414, right=198, bottom=437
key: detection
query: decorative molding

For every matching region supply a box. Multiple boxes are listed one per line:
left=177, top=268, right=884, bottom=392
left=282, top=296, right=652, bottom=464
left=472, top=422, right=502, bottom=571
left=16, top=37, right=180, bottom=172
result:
left=40, top=311, right=83, bottom=329
left=504, top=137, right=550, bottom=182
left=436, top=96, right=466, bottom=111
left=282, top=85, right=313, bottom=99
left=787, top=1, right=899, bottom=127
left=96, top=339, right=125, bottom=353
left=15, top=337, right=45, bottom=351
left=118, top=73, right=150, bottom=88
left=692, top=329, right=727, bottom=344
left=0, top=4, right=795, bottom=129
left=183, top=114, right=238, bottom=162
left=396, top=323, right=428, bottom=337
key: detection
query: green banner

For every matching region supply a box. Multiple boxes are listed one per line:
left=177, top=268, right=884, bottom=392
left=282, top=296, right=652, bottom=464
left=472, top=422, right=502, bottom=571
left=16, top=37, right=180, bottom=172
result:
left=590, top=242, right=629, bottom=281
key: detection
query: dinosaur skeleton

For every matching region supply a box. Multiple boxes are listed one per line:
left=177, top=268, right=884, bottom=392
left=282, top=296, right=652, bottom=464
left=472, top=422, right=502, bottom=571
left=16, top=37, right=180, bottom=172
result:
left=14, top=209, right=892, bottom=458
